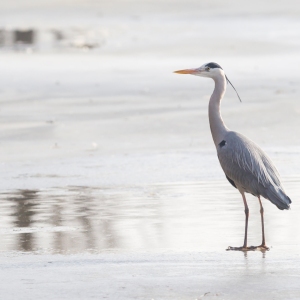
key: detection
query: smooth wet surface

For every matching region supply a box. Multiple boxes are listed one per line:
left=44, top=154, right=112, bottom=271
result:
left=1, top=179, right=300, bottom=299
left=2, top=180, right=300, bottom=300
left=0, top=179, right=299, bottom=254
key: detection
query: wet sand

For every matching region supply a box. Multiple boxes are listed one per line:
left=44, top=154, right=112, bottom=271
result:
left=1, top=0, right=300, bottom=299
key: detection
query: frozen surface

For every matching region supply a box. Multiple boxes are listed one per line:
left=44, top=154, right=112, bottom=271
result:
left=1, top=0, right=300, bottom=299
left=2, top=251, right=300, bottom=300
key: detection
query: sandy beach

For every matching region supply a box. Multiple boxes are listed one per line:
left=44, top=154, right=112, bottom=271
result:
left=1, top=0, right=300, bottom=299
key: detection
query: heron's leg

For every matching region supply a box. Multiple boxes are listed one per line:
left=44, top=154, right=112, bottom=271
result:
left=227, top=192, right=250, bottom=251
left=242, top=192, right=249, bottom=248
left=227, top=194, right=269, bottom=251
left=258, top=196, right=269, bottom=250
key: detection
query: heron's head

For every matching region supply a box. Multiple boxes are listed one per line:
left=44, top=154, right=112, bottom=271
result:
left=174, top=62, right=242, bottom=102
left=174, top=62, right=224, bottom=79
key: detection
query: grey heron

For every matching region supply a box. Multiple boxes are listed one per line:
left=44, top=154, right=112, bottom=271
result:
left=174, top=62, right=291, bottom=251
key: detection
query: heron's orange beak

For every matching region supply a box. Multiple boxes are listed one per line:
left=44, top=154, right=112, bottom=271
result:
left=173, top=69, right=197, bottom=74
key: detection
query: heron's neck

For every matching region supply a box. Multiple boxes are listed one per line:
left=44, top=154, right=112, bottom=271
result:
left=209, top=75, right=229, bottom=146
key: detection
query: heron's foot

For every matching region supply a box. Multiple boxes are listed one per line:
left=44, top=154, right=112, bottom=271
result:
left=226, top=246, right=252, bottom=251
left=255, top=244, right=270, bottom=251
left=227, top=245, right=270, bottom=251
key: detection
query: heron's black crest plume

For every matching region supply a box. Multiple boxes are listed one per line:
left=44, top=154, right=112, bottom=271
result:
left=225, top=75, right=242, bottom=102
left=205, top=62, right=223, bottom=69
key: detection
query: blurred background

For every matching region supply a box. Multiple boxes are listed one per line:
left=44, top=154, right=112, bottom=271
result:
left=0, top=0, right=300, bottom=253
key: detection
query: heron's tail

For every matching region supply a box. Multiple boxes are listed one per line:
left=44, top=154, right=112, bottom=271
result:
left=264, top=185, right=292, bottom=210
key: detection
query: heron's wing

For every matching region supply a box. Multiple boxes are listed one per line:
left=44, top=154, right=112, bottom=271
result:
left=260, top=152, right=281, bottom=186
left=217, top=131, right=281, bottom=193
left=217, top=131, right=291, bottom=210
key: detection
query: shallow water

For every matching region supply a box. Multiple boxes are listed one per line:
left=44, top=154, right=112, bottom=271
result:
left=0, top=179, right=298, bottom=254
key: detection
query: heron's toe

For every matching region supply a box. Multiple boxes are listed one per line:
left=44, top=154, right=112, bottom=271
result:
left=256, top=245, right=270, bottom=251
left=226, top=246, right=248, bottom=251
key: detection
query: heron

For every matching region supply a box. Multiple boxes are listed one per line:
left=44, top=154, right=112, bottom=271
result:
left=174, top=62, right=291, bottom=251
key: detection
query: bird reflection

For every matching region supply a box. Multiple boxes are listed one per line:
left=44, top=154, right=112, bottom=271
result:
left=242, top=248, right=268, bottom=259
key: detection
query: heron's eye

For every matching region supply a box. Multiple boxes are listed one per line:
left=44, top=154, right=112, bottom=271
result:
left=205, top=67, right=210, bottom=71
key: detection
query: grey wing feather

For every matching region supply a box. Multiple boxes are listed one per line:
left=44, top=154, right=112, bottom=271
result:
left=217, top=131, right=291, bottom=210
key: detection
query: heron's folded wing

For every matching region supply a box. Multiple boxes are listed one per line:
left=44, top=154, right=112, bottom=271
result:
left=217, top=132, right=281, bottom=192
